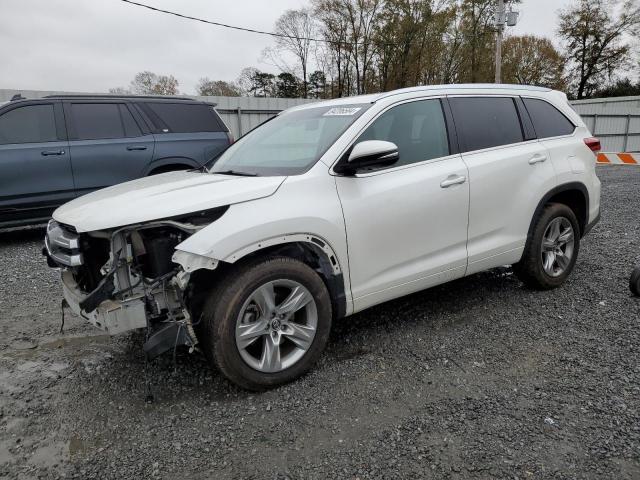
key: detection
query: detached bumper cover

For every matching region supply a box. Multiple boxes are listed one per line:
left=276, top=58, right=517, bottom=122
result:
left=61, top=270, right=147, bottom=335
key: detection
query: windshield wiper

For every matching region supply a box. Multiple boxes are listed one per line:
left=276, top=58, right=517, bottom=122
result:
left=214, top=169, right=258, bottom=177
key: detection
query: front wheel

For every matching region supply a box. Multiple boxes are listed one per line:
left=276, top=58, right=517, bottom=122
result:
left=199, top=257, right=332, bottom=390
left=514, top=203, right=580, bottom=290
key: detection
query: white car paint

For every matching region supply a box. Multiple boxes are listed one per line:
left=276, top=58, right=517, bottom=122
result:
left=52, top=84, right=601, bottom=318
left=53, top=171, right=286, bottom=232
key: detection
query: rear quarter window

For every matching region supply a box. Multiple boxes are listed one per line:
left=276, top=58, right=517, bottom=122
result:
left=522, top=98, right=576, bottom=139
left=449, top=97, right=524, bottom=152
left=145, top=103, right=225, bottom=133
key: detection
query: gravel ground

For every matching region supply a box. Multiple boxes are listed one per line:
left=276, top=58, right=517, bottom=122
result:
left=1, top=167, right=639, bottom=480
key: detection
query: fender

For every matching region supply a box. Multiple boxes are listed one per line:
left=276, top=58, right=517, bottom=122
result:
left=224, top=233, right=342, bottom=274
left=526, top=182, right=589, bottom=238
left=141, top=157, right=200, bottom=176
left=173, top=233, right=349, bottom=318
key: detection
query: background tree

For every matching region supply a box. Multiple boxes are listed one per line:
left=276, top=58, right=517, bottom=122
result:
left=308, top=70, right=328, bottom=98
left=196, top=78, right=242, bottom=96
left=590, top=77, right=640, bottom=98
left=502, top=35, right=566, bottom=89
left=458, top=0, right=500, bottom=83
left=558, top=0, right=640, bottom=99
left=272, top=9, right=315, bottom=97
left=313, top=0, right=384, bottom=95
left=108, top=86, right=131, bottom=94
left=237, top=68, right=277, bottom=97
left=275, top=72, right=302, bottom=97
left=129, top=71, right=179, bottom=95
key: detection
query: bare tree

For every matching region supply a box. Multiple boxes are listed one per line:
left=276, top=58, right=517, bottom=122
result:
left=558, top=0, right=640, bottom=99
left=196, top=78, right=242, bottom=96
left=272, top=8, right=316, bottom=97
left=502, top=35, right=566, bottom=89
left=129, top=71, right=179, bottom=95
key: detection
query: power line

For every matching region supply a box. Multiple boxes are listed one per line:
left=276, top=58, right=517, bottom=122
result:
left=119, top=0, right=351, bottom=45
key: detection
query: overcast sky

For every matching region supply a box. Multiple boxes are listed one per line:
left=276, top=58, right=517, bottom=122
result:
left=0, top=0, right=573, bottom=94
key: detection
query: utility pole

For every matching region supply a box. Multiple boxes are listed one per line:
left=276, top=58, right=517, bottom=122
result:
left=494, top=0, right=518, bottom=84
left=495, top=0, right=505, bottom=84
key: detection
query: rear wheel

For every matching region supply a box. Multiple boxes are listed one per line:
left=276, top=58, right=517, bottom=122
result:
left=199, top=257, right=332, bottom=390
left=514, top=203, right=580, bottom=290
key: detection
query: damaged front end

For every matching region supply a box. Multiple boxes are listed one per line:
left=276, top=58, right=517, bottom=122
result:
left=44, top=209, right=225, bottom=359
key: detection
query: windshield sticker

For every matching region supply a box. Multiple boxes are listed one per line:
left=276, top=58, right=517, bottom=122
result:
left=323, top=107, right=362, bottom=116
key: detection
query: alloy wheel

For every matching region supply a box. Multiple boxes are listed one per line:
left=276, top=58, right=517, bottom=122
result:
left=235, top=279, right=318, bottom=373
left=541, top=216, right=575, bottom=277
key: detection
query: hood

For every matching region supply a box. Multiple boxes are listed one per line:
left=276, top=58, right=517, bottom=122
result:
left=53, top=171, right=286, bottom=232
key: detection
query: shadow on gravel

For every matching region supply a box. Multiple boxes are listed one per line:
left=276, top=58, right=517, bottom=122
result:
left=327, top=266, right=520, bottom=356
left=95, top=267, right=524, bottom=397
left=0, top=225, right=46, bottom=244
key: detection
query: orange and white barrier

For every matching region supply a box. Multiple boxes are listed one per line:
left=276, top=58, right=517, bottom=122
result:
left=597, top=153, right=640, bottom=165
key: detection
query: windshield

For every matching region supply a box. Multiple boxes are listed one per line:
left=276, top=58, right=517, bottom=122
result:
left=209, top=104, right=370, bottom=176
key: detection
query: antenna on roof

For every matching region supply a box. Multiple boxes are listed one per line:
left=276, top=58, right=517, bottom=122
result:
left=10, top=94, right=26, bottom=101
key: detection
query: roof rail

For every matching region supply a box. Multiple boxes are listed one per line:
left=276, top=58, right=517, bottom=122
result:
left=42, top=94, right=194, bottom=101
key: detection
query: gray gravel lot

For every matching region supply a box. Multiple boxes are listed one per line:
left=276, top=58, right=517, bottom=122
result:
left=1, top=167, right=639, bottom=480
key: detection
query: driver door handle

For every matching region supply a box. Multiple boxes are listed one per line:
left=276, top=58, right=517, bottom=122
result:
left=440, top=175, right=467, bottom=188
left=529, top=154, right=548, bottom=165
left=41, top=150, right=65, bottom=156
left=126, top=145, right=147, bottom=151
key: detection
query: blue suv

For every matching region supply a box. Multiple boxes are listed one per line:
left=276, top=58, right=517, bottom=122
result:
left=0, top=94, right=232, bottom=228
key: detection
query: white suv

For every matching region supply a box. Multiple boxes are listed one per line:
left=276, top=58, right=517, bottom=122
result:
left=45, top=84, right=601, bottom=390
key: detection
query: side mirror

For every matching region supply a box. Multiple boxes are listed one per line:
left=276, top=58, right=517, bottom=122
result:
left=334, top=140, right=399, bottom=175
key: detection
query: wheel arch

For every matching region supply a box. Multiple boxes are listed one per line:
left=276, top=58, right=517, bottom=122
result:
left=185, top=235, right=348, bottom=322
left=143, top=157, right=200, bottom=176
left=528, top=182, right=589, bottom=238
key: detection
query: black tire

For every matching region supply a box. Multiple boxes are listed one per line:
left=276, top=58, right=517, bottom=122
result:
left=514, top=203, right=580, bottom=290
left=198, top=257, right=332, bottom=391
left=630, top=267, right=640, bottom=297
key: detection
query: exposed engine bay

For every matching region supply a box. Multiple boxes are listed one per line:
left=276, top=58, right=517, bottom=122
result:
left=44, top=208, right=227, bottom=359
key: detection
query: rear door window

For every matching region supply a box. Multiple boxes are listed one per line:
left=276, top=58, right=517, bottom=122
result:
left=145, top=103, right=224, bottom=133
left=119, top=104, right=142, bottom=137
left=449, top=97, right=524, bottom=152
left=70, top=103, right=127, bottom=140
left=0, top=104, right=58, bottom=144
left=357, top=99, right=450, bottom=167
left=522, top=98, right=576, bottom=138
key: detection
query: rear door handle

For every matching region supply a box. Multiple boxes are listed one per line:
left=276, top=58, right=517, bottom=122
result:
left=440, top=175, right=467, bottom=188
left=41, top=150, right=65, bottom=156
left=126, top=146, right=147, bottom=151
left=529, top=154, right=547, bottom=165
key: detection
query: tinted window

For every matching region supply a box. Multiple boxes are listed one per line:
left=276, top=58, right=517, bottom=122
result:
left=146, top=103, right=223, bottom=133
left=450, top=97, right=524, bottom=152
left=119, top=104, right=142, bottom=137
left=523, top=98, right=575, bottom=138
left=357, top=99, right=449, bottom=167
left=0, top=104, right=57, bottom=144
left=70, top=103, right=125, bottom=140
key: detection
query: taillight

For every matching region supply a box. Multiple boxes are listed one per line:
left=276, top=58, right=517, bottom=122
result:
left=584, top=137, right=601, bottom=153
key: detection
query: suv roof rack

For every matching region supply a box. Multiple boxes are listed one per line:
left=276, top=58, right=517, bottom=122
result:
left=42, top=94, right=195, bottom=101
